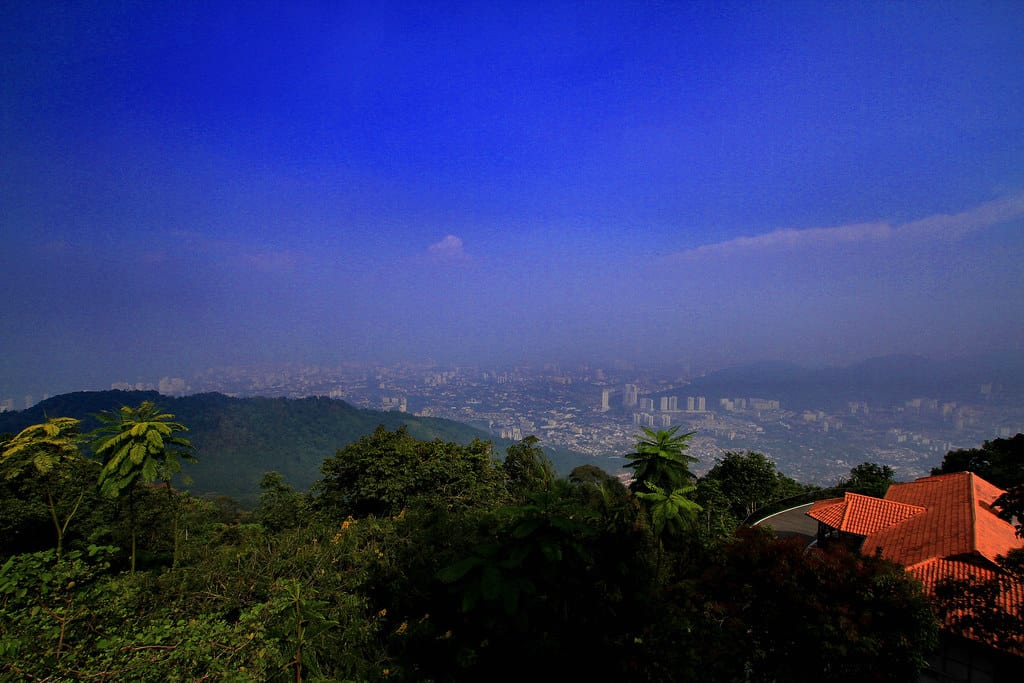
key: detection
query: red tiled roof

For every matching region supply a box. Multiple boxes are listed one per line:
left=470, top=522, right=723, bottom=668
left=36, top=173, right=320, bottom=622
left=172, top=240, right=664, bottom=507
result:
left=907, top=557, right=1024, bottom=654
left=807, top=497, right=845, bottom=528
left=806, top=472, right=1024, bottom=653
left=907, top=558, right=1024, bottom=614
left=807, top=492, right=925, bottom=536
left=865, top=472, right=1021, bottom=568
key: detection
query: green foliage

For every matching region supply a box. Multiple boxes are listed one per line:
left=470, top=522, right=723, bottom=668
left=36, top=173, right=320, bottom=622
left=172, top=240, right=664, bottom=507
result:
left=0, top=390, right=512, bottom=501
left=568, top=463, right=631, bottom=514
left=1, top=550, right=281, bottom=681
left=995, top=485, right=1024, bottom=537
left=932, top=433, right=1024, bottom=490
left=438, top=501, right=598, bottom=616
left=254, top=471, right=306, bottom=533
left=635, top=482, right=702, bottom=539
left=1, top=417, right=82, bottom=478
left=933, top=566, right=1024, bottom=654
left=503, top=435, right=556, bottom=500
left=692, top=527, right=939, bottom=682
left=0, top=545, right=117, bottom=675
left=0, top=425, right=949, bottom=682
left=693, top=477, right=740, bottom=540
left=90, top=401, right=196, bottom=573
left=90, top=401, right=196, bottom=497
left=702, top=451, right=781, bottom=519
left=623, top=425, right=697, bottom=493
left=698, top=451, right=820, bottom=536
left=429, top=490, right=657, bottom=680
left=261, top=578, right=339, bottom=682
left=933, top=434, right=1024, bottom=537
left=315, top=425, right=507, bottom=517
left=844, top=461, right=896, bottom=497
left=1, top=417, right=88, bottom=560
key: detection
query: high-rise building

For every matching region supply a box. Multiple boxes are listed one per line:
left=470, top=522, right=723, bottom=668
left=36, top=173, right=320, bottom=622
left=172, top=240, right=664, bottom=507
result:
left=632, top=412, right=655, bottom=427
left=660, top=396, right=678, bottom=412
left=686, top=396, right=695, bottom=412
left=697, top=396, right=706, bottom=412
left=640, top=397, right=654, bottom=411
left=601, top=389, right=611, bottom=412
left=623, top=384, right=639, bottom=407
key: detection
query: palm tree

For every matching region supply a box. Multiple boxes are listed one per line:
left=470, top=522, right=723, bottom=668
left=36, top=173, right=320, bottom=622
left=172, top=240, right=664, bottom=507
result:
left=635, top=480, right=703, bottom=577
left=623, top=426, right=697, bottom=493
left=1, top=417, right=84, bottom=561
left=90, top=401, right=195, bottom=571
left=635, top=482, right=702, bottom=538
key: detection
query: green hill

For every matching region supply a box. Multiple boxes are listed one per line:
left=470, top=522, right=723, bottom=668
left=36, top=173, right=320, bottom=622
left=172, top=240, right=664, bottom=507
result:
left=0, top=391, right=497, bottom=501
left=0, top=390, right=603, bottom=502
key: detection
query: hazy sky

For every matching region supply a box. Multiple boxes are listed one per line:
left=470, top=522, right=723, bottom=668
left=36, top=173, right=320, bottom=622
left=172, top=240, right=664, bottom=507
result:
left=3, top=1, right=1024, bottom=398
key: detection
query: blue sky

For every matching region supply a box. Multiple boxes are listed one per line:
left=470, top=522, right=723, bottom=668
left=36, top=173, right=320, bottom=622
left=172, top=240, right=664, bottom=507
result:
left=3, top=1, right=1023, bottom=398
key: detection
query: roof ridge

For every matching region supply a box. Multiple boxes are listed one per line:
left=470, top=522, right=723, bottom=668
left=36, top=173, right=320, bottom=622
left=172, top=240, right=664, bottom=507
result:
left=968, top=472, right=978, bottom=554
left=841, top=492, right=855, bottom=529
left=916, top=471, right=972, bottom=482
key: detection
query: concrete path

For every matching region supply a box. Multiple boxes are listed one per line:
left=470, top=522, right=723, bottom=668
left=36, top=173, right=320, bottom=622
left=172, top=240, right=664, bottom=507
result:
left=753, top=502, right=817, bottom=544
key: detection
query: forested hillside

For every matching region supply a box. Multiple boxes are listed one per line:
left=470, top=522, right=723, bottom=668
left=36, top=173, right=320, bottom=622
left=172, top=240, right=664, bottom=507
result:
left=0, top=417, right=945, bottom=681
left=0, top=391, right=593, bottom=501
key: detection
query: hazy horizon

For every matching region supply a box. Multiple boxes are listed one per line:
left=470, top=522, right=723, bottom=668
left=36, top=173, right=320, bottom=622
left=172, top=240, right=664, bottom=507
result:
left=3, top=3, right=1023, bottom=400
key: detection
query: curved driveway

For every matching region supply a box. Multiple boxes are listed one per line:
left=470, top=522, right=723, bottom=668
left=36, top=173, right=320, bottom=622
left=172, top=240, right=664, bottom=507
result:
left=753, top=502, right=817, bottom=545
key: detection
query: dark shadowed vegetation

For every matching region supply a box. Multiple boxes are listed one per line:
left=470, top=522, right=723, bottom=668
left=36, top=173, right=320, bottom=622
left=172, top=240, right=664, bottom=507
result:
left=1, top=410, right=975, bottom=681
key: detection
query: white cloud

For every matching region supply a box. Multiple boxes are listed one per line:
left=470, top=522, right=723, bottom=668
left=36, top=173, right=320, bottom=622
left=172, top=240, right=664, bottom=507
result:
left=427, top=234, right=469, bottom=261
left=673, top=191, right=1024, bottom=260
left=899, top=192, right=1024, bottom=241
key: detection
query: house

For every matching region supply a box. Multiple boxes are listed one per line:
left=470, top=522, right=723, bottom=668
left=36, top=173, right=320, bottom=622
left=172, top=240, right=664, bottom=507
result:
left=807, top=472, right=1024, bottom=681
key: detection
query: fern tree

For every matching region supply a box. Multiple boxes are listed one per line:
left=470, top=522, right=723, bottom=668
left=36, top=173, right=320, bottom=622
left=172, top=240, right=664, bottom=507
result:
left=90, top=401, right=196, bottom=571
left=635, top=481, right=702, bottom=576
left=0, top=417, right=84, bottom=561
left=624, top=426, right=698, bottom=493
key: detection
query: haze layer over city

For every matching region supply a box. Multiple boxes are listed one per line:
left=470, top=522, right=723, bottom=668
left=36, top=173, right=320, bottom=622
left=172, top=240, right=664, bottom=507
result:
left=3, top=1, right=1023, bottom=446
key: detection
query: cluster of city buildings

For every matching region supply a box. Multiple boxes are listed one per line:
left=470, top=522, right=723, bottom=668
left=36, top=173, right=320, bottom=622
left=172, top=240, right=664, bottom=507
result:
left=6, top=360, right=1021, bottom=486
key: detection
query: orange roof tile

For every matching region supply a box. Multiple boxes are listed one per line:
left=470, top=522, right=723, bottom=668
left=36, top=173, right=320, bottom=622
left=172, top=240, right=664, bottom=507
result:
left=807, top=492, right=925, bottom=535
left=807, top=472, right=1024, bottom=654
left=907, top=558, right=1024, bottom=612
left=807, top=497, right=845, bottom=528
left=907, top=557, right=1024, bottom=654
left=865, top=472, right=1022, bottom=568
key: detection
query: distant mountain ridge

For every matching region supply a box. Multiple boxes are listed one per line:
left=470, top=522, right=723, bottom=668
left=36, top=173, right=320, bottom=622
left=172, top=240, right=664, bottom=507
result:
left=686, top=351, right=1024, bottom=409
left=0, top=390, right=524, bottom=502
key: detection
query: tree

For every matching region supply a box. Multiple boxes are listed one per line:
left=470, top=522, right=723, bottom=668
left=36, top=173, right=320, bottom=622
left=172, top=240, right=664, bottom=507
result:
left=635, top=482, right=702, bottom=539
left=0, top=417, right=84, bottom=560
left=932, top=434, right=1024, bottom=490
left=932, top=562, right=1024, bottom=654
left=568, top=464, right=631, bottom=512
left=89, top=401, right=196, bottom=571
left=693, top=478, right=738, bottom=540
left=994, top=486, right=1024, bottom=537
left=255, top=471, right=305, bottom=533
left=693, top=527, right=938, bottom=682
left=844, top=462, right=895, bottom=498
left=702, top=451, right=780, bottom=519
left=623, top=426, right=697, bottom=493
left=503, top=436, right=556, bottom=500
left=314, top=425, right=506, bottom=518
left=933, top=435, right=1024, bottom=538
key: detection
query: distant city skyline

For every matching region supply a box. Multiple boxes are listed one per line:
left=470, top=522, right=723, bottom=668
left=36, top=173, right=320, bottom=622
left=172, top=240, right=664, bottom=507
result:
left=6, top=356, right=1019, bottom=486
left=3, top=2, right=1023, bottom=400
